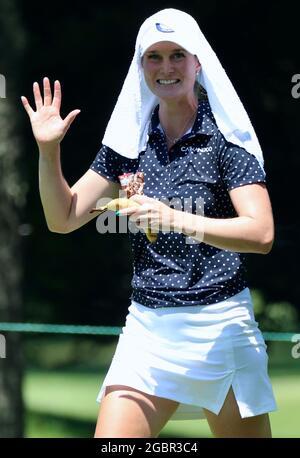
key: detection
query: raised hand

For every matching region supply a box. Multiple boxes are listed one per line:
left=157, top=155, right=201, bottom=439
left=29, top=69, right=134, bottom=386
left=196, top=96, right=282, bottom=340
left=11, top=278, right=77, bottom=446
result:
left=21, top=77, right=80, bottom=154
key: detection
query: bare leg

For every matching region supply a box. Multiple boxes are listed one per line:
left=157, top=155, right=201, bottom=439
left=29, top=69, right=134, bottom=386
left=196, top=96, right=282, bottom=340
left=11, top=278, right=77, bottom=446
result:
left=203, top=386, right=272, bottom=438
left=94, top=385, right=179, bottom=438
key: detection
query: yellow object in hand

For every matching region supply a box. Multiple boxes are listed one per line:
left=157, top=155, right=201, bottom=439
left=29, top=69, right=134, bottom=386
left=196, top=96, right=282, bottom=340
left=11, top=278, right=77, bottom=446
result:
left=90, top=198, right=158, bottom=243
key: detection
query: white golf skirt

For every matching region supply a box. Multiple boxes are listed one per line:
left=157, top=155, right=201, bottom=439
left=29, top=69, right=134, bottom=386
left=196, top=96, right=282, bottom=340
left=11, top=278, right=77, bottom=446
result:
left=97, top=288, right=277, bottom=420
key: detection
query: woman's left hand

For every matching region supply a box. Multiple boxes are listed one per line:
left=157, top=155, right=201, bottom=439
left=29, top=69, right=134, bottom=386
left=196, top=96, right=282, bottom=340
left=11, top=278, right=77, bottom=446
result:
left=117, top=195, right=176, bottom=233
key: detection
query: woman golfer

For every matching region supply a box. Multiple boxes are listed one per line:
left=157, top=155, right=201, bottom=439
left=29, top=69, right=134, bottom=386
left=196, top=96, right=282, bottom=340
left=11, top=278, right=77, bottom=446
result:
left=22, top=8, right=277, bottom=438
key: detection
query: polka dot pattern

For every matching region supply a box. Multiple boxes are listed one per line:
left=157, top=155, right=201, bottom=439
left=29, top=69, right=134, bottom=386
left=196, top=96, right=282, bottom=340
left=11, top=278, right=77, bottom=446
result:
left=90, top=100, right=266, bottom=309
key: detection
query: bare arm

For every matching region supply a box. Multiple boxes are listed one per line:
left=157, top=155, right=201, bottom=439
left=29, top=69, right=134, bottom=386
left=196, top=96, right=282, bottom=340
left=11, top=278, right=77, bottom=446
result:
left=172, top=183, right=275, bottom=254
left=39, top=147, right=119, bottom=233
left=38, top=144, right=72, bottom=232
left=65, top=169, right=120, bottom=233
left=22, top=77, right=119, bottom=233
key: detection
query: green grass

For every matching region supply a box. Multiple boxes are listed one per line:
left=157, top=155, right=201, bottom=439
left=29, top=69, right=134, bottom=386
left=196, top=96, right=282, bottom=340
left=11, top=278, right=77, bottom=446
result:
left=23, top=367, right=300, bottom=438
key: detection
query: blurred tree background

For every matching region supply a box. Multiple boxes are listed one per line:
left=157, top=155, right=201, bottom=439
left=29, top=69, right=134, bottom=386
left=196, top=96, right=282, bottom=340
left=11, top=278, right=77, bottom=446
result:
left=0, top=0, right=299, bottom=437
left=0, top=0, right=26, bottom=437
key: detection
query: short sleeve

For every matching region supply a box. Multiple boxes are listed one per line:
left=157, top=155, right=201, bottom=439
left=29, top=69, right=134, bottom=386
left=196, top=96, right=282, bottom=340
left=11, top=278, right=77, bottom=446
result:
left=89, top=145, right=139, bottom=183
left=219, top=142, right=266, bottom=191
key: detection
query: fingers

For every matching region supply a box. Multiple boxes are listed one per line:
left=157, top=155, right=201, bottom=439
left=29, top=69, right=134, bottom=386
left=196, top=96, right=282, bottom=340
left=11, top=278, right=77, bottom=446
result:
left=20, top=95, right=34, bottom=117
left=129, top=194, right=153, bottom=204
left=22, top=77, right=80, bottom=130
left=129, top=212, right=155, bottom=230
left=117, top=206, right=140, bottom=216
left=118, top=204, right=151, bottom=217
left=33, top=81, right=43, bottom=110
left=52, top=80, right=61, bottom=111
left=63, top=109, right=81, bottom=131
left=43, top=77, right=52, bottom=106
left=28, top=78, right=60, bottom=111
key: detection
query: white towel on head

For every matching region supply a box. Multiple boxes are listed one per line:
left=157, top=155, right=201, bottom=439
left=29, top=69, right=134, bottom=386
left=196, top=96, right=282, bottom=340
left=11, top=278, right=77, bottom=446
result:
left=102, top=8, right=264, bottom=170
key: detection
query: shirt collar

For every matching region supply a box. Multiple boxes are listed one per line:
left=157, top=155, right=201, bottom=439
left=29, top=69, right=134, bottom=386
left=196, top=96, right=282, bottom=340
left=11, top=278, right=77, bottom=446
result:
left=148, top=99, right=218, bottom=138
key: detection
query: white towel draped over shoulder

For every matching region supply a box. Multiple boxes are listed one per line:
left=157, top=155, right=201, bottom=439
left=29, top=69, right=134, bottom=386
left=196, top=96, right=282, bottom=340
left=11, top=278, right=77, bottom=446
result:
left=102, top=8, right=264, bottom=170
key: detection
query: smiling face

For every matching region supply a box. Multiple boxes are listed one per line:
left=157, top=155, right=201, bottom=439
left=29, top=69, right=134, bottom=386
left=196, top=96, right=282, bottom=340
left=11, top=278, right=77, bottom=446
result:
left=141, top=41, right=201, bottom=102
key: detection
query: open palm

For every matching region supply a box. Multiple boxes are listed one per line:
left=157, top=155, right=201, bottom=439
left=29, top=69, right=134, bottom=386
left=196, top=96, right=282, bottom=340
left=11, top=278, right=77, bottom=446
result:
left=21, top=77, right=80, bottom=150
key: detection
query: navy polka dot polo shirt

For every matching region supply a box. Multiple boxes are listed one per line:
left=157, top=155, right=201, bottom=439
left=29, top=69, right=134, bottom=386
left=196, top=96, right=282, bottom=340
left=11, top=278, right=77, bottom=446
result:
left=90, top=100, right=266, bottom=309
